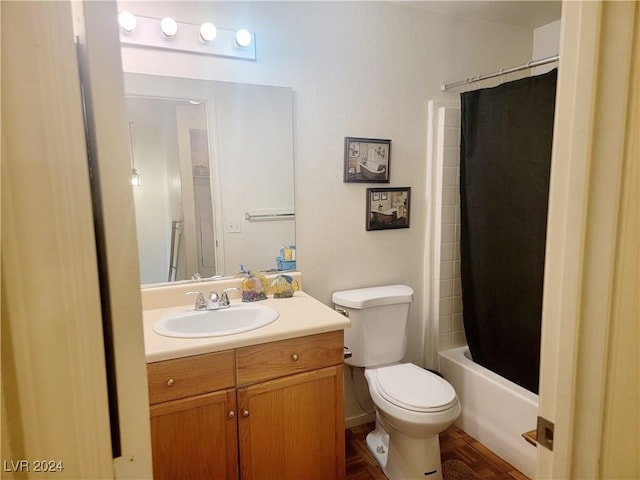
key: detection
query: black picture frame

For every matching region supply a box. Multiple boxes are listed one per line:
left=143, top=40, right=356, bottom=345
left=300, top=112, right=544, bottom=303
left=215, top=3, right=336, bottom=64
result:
left=366, top=187, right=411, bottom=231
left=344, top=137, right=391, bottom=183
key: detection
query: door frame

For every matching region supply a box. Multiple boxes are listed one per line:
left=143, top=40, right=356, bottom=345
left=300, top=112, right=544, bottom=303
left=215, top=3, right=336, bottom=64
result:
left=537, top=1, right=639, bottom=477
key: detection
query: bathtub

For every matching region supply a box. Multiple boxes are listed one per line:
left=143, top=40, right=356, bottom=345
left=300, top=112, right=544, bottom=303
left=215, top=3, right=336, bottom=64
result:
left=438, top=346, right=538, bottom=478
left=370, top=208, right=398, bottom=224
left=359, top=159, right=387, bottom=180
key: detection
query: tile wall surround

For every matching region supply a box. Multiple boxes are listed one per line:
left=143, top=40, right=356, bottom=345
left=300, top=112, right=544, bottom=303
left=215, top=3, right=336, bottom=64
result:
left=437, top=107, right=466, bottom=351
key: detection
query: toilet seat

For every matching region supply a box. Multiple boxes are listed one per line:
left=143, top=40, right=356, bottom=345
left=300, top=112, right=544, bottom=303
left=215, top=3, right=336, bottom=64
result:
left=372, top=363, right=458, bottom=413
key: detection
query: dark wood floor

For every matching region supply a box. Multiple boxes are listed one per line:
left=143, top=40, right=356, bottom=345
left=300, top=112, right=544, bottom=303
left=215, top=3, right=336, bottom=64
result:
left=346, top=423, right=529, bottom=480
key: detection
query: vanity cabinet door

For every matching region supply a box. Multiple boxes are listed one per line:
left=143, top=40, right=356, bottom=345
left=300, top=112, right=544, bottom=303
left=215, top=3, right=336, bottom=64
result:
left=150, top=388, right=239, bottom=480
left=237, top=365, right=345, bottom=480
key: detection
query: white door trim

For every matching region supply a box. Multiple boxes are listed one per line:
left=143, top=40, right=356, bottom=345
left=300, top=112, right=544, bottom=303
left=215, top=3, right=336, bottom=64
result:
left=537, top=1, right=639, bottom=478
left=72, top=1, right=153, bottom=477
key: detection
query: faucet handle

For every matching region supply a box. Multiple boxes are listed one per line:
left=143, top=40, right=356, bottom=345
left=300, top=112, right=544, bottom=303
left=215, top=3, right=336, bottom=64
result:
left=220, top=287, right=240, bottom=306
left=184, top=291, right=207, bottom=310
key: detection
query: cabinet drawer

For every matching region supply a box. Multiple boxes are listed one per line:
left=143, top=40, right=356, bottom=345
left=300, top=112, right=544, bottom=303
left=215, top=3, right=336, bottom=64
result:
left=236, top=330, right=344, bottom=385
left=148, top=350, right=235, bottom=405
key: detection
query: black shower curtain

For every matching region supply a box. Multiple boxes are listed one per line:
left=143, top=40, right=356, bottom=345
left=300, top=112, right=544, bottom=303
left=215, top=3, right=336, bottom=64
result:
left=459, top=69, right=557, bottom=394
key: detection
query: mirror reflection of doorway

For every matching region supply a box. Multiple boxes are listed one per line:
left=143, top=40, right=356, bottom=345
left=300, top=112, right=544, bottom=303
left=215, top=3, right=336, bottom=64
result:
left=174, top=105, right=217, bottom=281
left=127, top=97, right=221, bottom=284
left=189, top=129, right=216, bottom=278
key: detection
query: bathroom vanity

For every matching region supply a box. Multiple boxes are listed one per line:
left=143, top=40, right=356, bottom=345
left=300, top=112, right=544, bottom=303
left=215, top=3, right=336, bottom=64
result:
left=142, top=280, right=349, bottom=480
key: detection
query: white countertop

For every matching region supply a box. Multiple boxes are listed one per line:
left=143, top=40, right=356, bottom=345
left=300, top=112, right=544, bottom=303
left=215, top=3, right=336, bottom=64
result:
left=143, top=290, right=350, bottom=363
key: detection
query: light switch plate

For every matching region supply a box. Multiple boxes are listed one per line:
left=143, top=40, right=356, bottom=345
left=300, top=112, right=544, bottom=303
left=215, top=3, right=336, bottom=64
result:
left=226, top=220, right=242, bottom=233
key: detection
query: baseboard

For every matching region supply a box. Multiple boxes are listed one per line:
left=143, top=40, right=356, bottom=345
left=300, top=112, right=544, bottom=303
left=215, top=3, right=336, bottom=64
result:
left=345, top=412, right=376, bottom=429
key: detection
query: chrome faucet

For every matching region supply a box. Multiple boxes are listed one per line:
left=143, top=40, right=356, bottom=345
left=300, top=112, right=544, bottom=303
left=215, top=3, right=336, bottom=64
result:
left=185, top=288, right=240, bottom=310
left=184, top=291, right=207, bottom=310
left=190, top=273, right=224, bottom=282
left=207, top=288, right=240, bottom=309
left=207, top=290, right=221, bottom=310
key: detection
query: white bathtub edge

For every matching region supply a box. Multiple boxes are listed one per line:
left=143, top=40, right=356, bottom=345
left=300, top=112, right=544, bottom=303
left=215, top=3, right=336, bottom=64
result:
left=438, top=346, right=538, bottom=479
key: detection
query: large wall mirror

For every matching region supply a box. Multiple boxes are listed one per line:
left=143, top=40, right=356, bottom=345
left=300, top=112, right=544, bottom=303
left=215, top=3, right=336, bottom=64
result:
left=124, top=73, right=295, bottom=286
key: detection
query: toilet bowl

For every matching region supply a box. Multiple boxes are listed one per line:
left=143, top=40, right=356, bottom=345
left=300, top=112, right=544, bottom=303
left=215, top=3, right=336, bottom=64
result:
left=332, top=285, right=460, bottom=480
left=366, top=363, right=460, bottom=435
left=364, top=363, right=460, bottom=479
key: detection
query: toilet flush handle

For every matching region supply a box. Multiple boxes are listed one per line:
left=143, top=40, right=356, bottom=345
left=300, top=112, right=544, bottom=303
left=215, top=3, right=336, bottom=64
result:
left=335, top=308, right=349, bottom=317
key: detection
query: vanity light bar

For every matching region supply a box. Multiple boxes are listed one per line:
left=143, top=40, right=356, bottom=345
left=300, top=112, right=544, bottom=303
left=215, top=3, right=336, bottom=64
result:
left=119, top=14, right=256, bottom=61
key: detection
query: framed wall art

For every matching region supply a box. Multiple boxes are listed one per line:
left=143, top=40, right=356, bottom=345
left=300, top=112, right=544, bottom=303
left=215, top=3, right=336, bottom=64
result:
left=366, top=187, right=411, bottom=231
left=344, top=137, right=391, bottom=183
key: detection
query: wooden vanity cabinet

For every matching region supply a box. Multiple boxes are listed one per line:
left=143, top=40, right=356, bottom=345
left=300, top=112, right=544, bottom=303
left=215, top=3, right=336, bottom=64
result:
left=149, top=389, right=239, bottom=479
left=147, top=330, right=346, bottom=480
left=237, top=366, right=344, bottom=479
left=147, top=350, right=238, bottom=480
left=236, top=330, right=345, bottom=480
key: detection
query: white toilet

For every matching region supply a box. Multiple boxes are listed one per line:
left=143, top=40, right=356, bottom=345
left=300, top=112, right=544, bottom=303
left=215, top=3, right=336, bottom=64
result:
left=332, top=285, right=460, bottom=480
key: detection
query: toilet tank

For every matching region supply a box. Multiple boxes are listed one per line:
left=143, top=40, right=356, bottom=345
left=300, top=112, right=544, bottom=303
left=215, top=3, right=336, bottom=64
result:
left=332, top=285, right=414, bottom=368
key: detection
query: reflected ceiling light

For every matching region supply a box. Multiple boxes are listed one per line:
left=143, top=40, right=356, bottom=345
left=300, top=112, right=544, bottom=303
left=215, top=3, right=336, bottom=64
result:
left=118, top=11, right=137, bottom=32
left=235, top=29, right=252, bottom=48
left=199, top=22, right=217, bottom=42
left=131, top=168, right=142, bottom=187
left=160, top=17, right=178, bottom=37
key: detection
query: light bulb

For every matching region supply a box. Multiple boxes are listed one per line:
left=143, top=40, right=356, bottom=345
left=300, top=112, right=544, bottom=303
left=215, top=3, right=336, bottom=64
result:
left=235, top=29, right=252, bottom=48
left=160, top=17, right=178, bottom=38
left=118, top=11, right=137, bottom=32
left=200, top=22, right=217, bottom=42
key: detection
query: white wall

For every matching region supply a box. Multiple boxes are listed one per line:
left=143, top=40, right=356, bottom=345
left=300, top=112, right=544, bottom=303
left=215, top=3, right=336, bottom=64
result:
left=213, top=83, right=295, bottom=274
left=118, top=0, right=535, bottom=424
left=533, top=20, right=561, bottom=74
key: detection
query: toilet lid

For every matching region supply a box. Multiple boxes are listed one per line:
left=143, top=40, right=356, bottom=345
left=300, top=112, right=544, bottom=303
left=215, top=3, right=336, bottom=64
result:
left=374, top=363, right=458, bottom=413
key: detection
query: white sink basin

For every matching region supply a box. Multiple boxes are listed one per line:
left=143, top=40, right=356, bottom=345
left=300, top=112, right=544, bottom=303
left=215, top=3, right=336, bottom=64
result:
left=153, top=304, right=279, bottom=338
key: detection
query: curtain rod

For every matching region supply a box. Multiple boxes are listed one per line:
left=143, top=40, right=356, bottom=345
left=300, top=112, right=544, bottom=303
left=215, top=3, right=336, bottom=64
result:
left=440, top=54, right=559, bottom=91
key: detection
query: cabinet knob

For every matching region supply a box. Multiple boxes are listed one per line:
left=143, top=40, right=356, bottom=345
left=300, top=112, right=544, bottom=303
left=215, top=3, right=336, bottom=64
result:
left=291, top=354, right=299, bottom=361
left=228, top=411, right=235, bottom=419
left=166, top=378, right=175, bottom=387
left=242, top=410, right=250, bottom=417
